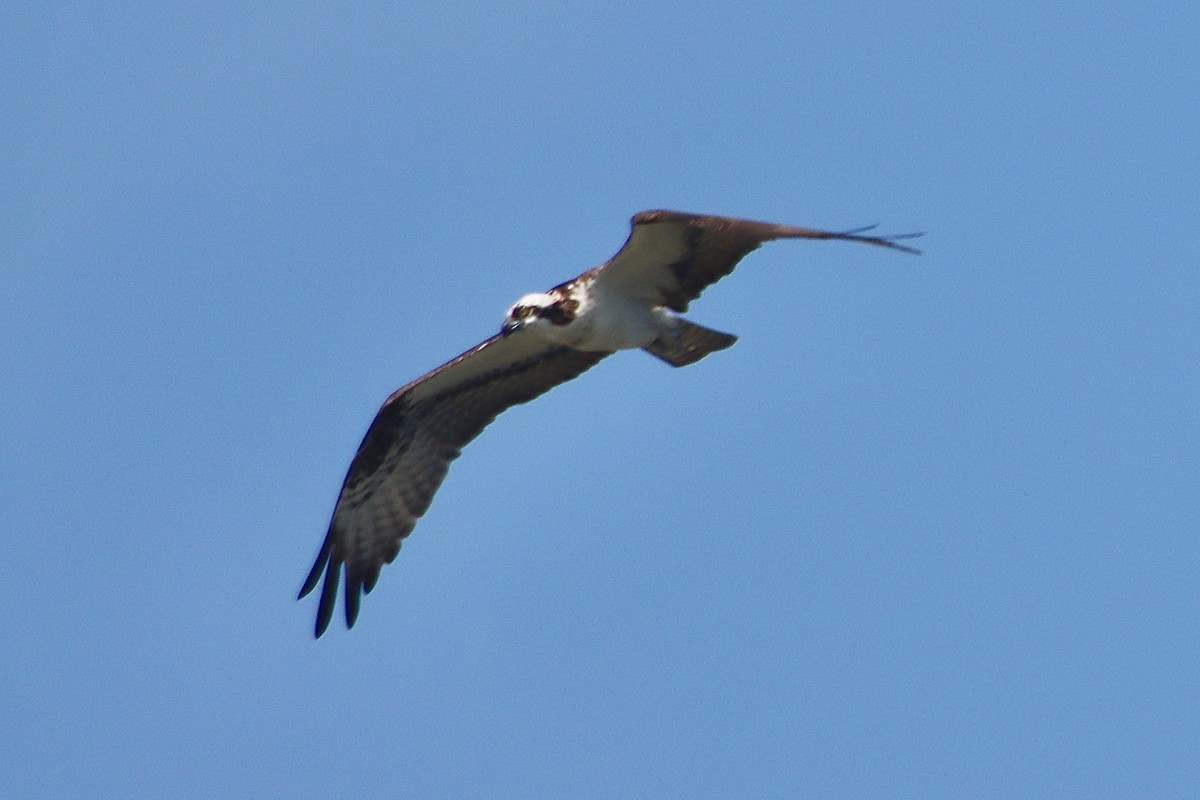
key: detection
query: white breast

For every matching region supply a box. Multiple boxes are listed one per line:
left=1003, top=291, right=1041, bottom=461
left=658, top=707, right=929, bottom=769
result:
left=569, top=279, right=671, bottom=352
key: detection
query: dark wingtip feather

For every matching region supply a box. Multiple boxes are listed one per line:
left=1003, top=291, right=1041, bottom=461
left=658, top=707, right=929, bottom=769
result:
left=345, top=575, right=362, bottom=629
left=298, top=528, right=336, bottom=600
left=363, top=566, right=381, bottom=594
left=314, top=561, right=340, bottom=638
left=879, top=231, right=926, bottom=255
left=838, top=226, right=925, bottom=256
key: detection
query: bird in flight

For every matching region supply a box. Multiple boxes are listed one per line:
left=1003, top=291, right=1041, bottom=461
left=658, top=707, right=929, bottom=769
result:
left=299, top=210, right=921, bottom=636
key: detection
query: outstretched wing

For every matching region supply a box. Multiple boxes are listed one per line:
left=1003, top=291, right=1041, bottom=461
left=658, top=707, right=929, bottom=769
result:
left=299, top=332, right=607, bottom=637
left=592, top=209, right=922, bottom=312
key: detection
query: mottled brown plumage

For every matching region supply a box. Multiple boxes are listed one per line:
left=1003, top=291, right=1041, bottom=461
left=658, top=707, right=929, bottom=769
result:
left=300, top=335, right=605, bottom=637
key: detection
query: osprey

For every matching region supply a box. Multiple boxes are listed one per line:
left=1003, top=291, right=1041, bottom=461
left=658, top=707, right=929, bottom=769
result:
left=300, top=210, right=920, bottom=636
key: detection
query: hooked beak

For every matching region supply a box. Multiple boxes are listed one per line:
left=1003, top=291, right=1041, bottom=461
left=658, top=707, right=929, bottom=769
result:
left=500, top=319, right=523, bottom=337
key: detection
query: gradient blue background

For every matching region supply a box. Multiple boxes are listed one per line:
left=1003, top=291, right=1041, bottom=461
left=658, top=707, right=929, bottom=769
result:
left=3, top=3, right=1196, bottom=797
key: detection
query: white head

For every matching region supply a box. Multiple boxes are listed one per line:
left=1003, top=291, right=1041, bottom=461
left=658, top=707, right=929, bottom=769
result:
left=501, top=292, right=563, bottom=337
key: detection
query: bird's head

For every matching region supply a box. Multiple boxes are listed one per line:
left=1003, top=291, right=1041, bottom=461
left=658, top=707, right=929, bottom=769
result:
left=501, top=292, right=564, bottom=337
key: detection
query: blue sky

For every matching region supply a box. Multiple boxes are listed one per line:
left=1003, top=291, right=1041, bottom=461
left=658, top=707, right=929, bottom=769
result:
left=2, top=3, right=1197, bottom=797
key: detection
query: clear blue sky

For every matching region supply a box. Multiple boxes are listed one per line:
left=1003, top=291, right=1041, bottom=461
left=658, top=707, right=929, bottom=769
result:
left=2, top=3, right=1197, bottom=797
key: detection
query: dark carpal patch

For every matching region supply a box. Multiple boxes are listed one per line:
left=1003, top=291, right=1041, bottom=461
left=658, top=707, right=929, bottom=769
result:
left=344, top=397, right=415, bottom=492
left=662, top=218, right=771, bottom=312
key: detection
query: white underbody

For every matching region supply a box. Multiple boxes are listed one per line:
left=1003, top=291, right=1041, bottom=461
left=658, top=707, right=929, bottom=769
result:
left=517, top=279, right=678, bottom=352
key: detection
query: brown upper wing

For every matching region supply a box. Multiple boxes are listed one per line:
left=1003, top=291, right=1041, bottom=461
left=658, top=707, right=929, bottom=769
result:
left=299, top=332, right=607, bottom=637
left=592, top=210, right=921, bottom=312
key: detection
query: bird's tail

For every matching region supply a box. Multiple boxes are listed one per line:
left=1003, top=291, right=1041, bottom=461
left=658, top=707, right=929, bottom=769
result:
left=642, top=319, right=737, bottom=368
